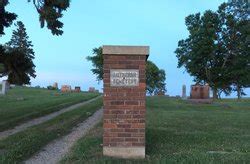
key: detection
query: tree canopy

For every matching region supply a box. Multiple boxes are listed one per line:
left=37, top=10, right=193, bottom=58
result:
left=0, top=0, right=70, bottom=36
left=175, top=2, right=249, bottom=99
left=87, top=47, right=167, bottom=95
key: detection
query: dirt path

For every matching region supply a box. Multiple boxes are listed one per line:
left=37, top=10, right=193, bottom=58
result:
left=0, top=96, right=101, bottom=140
left=24, top=108, right=103, bottom=164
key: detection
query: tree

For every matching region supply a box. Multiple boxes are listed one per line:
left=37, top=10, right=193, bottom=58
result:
left=175, top=10, right=228, bottom=99
left=0, top=0, right=70, bottom=36
left=86, top=47, right=103, bottom=82
left=0, top=0, right=17, bottom=36
left=6, top=21, right=35, bottom=60
left=0, top=43, right=6, bottom=78
left=2, top=21, right=36, bottom=85
left=2, top=49, right=34, bottom=85
left=218, top=2, right=250, bottom=99
left=146, top=60, right=166, bottom=95
left=175, top=2, right=249, bottom=99
left=87, top=47, right=167, bottom=95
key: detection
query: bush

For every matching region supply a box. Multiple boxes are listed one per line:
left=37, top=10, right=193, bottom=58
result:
left=47, top=86, right=57, bottom=90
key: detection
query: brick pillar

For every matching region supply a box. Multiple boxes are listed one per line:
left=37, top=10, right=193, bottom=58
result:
left=103, top=45, right=149, bottom=159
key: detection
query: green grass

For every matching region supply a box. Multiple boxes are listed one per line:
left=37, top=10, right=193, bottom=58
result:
left=61, top=97, right=250, bottom=164
left=0, top=86, right=100, bottom=131
left=0, top=97, right=103, bottom=163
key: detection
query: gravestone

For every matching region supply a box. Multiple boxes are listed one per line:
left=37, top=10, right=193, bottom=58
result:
left=1, top=80, right=10, bottom=95
left=182, top=85, right=187, bottom=99
left=75, top=86, right=81, bottom=92
left=53, top=82, right=58, bottom=89
left=61, top=85, right=71, bottom=92
left=88, top=87, right=95, bottom=92
left=190, top=84, right=210, bottom=99
left=103, top=45, right=149, bottom=159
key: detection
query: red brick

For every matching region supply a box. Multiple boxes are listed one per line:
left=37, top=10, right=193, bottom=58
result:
left=103, top=123, right=117, bottom=129
left=117, top=133, right=131, bottom=137
left=103, top=52, right=146, bottom=149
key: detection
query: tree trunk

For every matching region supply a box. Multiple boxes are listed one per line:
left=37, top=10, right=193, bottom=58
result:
left=213, top=88, right=218, bottom=99
left=237, top=85, right=241, bottom=100
left=218, top=90, right=222, bottom=99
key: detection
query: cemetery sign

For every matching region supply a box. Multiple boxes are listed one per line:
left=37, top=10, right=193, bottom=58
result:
left=110, top=69, right=139, bottom=87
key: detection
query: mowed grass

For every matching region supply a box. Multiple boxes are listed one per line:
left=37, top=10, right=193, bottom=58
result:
left=0, top=86, right=100, bottom=131
left=0, top=97, right=103, bottom=163
left=62, top=97, right=250, bottom=164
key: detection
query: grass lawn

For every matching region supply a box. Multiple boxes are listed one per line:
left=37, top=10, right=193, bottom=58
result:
left=0, top=97, right=103, bottom=163
left=0, top=86, right=100, bottom=131
left=62, top=97, right=250, bottom=164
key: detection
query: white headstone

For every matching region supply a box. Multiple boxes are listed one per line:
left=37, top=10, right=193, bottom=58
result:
left=1, top=80, right=10, bottom=95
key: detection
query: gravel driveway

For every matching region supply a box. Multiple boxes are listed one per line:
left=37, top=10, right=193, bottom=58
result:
left=24, top=108, right=103, bottom=164
left=0, top=96, right=101, bottom=140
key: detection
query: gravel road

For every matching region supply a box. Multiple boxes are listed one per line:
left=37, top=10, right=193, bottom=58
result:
left=0, top=96, right=101, bottom=140
left=24, top=108, right=103, bottom=164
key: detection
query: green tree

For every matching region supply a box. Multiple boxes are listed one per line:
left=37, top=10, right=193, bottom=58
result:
left=0, top=45, right=7, bottom=77
left=0, top=0, right=70, bottom=36
left=2, top=21, right=36, bottom=85
left=86, top=47, right=103, bottom=82
left=87, top=47, right=167, bottom=95
left=2, top=49, right=34, bottom=85
left=6, top=21, right=35, bottom=60
left=0, top=0, right=17, bottom=36
left=146, top=60, right=166, bottom=95
left=175, top=2, right=249, bottom=99
left=218, top=2, right=250, bottom=99
left=175, top=10, right=228, bottom=99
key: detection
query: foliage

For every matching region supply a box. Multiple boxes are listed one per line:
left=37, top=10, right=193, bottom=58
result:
left=0, top=63, right=3, bottom=72
left=28, top=0, right=70, bottom=35
left=2, top=21, right=36, bottom=85
left=219, top=2, right=250, bottom=99
left=0, top=0, right=17, bottom=36
left=0, top=46, right=5, bottom=75
left=87, top=47, right=167, bottom=95
left=146, top=60, right=166, bottom=95
left=6, top=21, right=35, bottom=59
left=47, top=85, right=57, bottom=90
left=175, top=2, right=249, bottom=99
left=0, top=0, right=70, bottom=36
left=86, top=47, right=103, bottom=82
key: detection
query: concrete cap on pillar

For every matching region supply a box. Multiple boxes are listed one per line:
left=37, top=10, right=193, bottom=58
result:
left=103, top=45, right=149, bottom=58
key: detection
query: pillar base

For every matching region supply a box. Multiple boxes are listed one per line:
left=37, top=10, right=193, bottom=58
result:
left=103, top=147, right=145, bottom=159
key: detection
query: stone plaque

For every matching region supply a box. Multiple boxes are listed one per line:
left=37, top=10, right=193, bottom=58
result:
left=110, top=69, right=139, bottom=87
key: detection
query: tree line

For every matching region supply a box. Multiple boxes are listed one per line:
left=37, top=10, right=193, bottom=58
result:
left=175, top=2, right=249, bottom=99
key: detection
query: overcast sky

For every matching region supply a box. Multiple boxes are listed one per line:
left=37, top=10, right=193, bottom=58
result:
left=0, top=0, right=249, bottom=97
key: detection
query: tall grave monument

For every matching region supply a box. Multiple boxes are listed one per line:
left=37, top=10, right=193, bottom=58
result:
left=182, top=85, right=187, bottom=99
left=103, top=45, right=149, bottom=159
